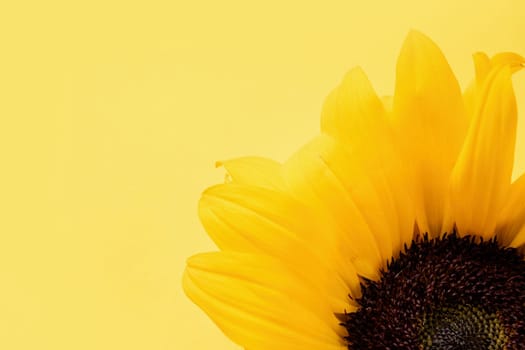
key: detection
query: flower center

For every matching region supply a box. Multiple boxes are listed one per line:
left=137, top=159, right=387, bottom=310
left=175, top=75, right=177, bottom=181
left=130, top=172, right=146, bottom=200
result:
left=420, top=304, right=507, bottom=349
left=342, top=233, right=525, bottom=349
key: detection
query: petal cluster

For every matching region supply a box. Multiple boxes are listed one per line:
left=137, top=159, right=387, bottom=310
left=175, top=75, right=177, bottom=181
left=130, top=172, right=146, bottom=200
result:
left=184, top=31, right=525, bottom=350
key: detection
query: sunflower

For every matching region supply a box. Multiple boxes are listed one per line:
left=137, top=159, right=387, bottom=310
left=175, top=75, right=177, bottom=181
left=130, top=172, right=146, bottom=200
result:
left=183, top=31, right=525, bottom=349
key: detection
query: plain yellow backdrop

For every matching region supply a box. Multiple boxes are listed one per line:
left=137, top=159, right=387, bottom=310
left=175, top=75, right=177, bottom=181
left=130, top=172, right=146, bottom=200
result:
left=0, top=1, right=524, bottom=349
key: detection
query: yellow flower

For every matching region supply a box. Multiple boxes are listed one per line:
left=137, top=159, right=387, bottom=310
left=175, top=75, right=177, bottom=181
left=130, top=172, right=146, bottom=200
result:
left=183, top=31, right=525, bottom=349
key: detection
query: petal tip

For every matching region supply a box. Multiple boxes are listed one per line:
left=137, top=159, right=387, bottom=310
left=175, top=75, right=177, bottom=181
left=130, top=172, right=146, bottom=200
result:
left=406, top=29, right=425, bottom=39
left=491, top=52, right=525, bottom=73
left=473, top=52, right=490, bottom=78
left=342, top=66, right=366, bottom=80
left=186, top=252, right=216, bottom=270
left=397, top=30, right=447, bottom=72
left=404, top=29, right=434, bottom=48
left=337, top=66, right=373, bottom=94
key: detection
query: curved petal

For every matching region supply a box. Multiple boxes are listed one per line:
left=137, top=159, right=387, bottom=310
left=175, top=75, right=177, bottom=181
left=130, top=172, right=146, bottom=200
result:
left=497, top=174, right=525, bottom=246
left=448, top=59, right=523, bottom=238
left=316, top=138, right=397, bottom=262
left=463, top=52, right=491, bottom=122
left=307, top=135, right=415, bottom=262
left=491, top=52, right=525, bottom=73
left=464, top=52, right=525, bottom=122
left=183, top=252, right=348, bottom=350
left=282, top=135, right=384, bottom=279
left=392, top=30, right=467, bottom=236
left=319, top=67, right=415, bottom=252
left=216, top=156, right=287, bottom=191
left=199, top=183, right=360, bottom=305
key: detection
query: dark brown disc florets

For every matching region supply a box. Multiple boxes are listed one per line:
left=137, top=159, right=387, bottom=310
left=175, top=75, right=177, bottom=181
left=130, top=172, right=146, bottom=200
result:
left=342, top=232, right=525, bottom=349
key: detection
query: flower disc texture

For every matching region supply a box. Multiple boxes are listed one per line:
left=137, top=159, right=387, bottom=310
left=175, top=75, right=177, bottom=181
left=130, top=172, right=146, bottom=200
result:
left=183, top=31, right=525, bottom=349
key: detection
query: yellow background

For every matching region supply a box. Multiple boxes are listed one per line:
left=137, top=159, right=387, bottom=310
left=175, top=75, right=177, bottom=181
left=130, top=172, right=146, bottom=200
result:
left=1, top=1, right=524, bottom=349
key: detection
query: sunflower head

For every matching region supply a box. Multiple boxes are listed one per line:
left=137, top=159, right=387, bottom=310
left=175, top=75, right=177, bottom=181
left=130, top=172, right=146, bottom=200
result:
left=344, top=232, right=525, bottom=348
left=184, top=31, right=525, bottom=349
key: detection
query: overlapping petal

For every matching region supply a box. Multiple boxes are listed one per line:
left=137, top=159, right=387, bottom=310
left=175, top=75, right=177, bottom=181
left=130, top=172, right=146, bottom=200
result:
left=464, top=52, right=525, bottom=123
left=321, top=67, right=388, bottom=148
left=216, top=156, right=287, bottom=191
left=320, top=67, right=415, bottom=254
left=448, top=60, right=522, bottom=238
left=183, top=252, right=347, bottom=350
left=392, top=30, right=467, bottom=236
left=199, top=183, right=360, bottom=306
left=282, top=136, right=383, bottom=279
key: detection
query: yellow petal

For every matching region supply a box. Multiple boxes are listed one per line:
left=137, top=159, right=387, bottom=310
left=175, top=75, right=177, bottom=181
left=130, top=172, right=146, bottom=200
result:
left=473, top=52, right=492, bottom=81
left=199, top=183, right=359, bottom=304
left=464, top=52, right=525, bottom=122
left=200, top=184, right=324, bottom=257
left=282, top=135, right=384, bottom=279
left=463, top=52, right=491, bottom=121
left=321, top=66, right=387, bottom=147
left=490, top=52, right=525, bottom=73
left=320, top=67, right=415, bottom=254
left=497, top=174, right=525, bottom=246
left=183, top=252, right=348, bottom=350
left=449, top=63, right=521, bottom=238
left=313, top=135, right=414, bottom=262
left=392, top=30, right=467, bottom=236
left=216, top=156, right=287, bottom=191
left=510, top=226, right=525, bottom=248
left=381, top=95, right=393, bottom=113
